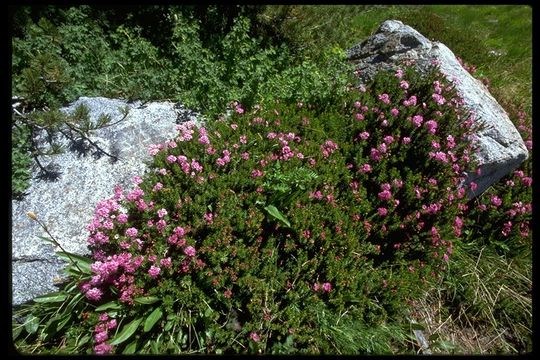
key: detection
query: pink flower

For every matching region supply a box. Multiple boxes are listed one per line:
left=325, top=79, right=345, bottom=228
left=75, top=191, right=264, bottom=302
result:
left=432, top=93, right=446, bottom=105
left=446, top=135, right=456, bottom=149
left=107, top=319, right=117, bottom=330
left=522, top=177, right=532, bottom=187
left=355, top=113, right=365, bottom=121
left=502, top=221, right=512, bottom=237
left=99, top=313, right=109, bottom=322
left=431, top=141, right=441, bottom=149
left=359, top=131, right=370, bottom=140
left=377, top=207, right=388, bottom=216
left=85, top=287, right=103, bottom=301
left=199, top=134, right=210, bottom=145
left=148, top=265, right=161, bottom=278
left=411, top=115, right=423, bottom=127
left=166, top=155, right=177, bottom=164
left=313, top=283, right=320, bottom=291
left=378, top=190, right=392, bottom=201
left=429, top=151, right=448, bottom=163
left=132, top=176, right=143, bottom=185
left=525, top=140, right=532, bottom=150
left=230, top=123, right=238, bottom=130
left=174, top=226, right=186, bottom=237
left=383, top=135, right=394, bottom=144
left=321, top=282, right=332, bottom=293
left=148, top=144, right=162, bottom=156
left=354, top=101, right=361, bottom=108
left=424, top=120, right=438, bottom=134
left=125, top=227, right=138, bottom=238
left=251, top=169, right=264, bottom=178
left=94, top=343, right=113, bottom=355
left=454, top=216, right=463, bottom=237
left=184, top=246, right=196, bottom=257
left=370, top=148, right=381, bottom=161
left=393, top=179, right=403, bottom=188
left=160, top=257, right=172, bottom=268
left=400, top=80, right=409, bottom=89
left=360, top=163, right=372, bottom=173
left=403, top=95, right=417, bottom=107
left=152, top=182, right=163, bottom=192
left=309, top=190, right=323, bottom=200
left=491, top=195, right=502, bottom=207
left=378, top=93, right=391, bottom=104
left=395, top=68, right=404, bottom=78
left=443, top=254, right=449, bottom=262
left=378, top=143, right=387, bottom=153
left=157, top=208, right=168, bottom=218
left=390, top=108, right=399, bottom=117
left=250, top=332, right=260, bottom=342
left=204, top=212, right=214, bottom=224
left=216, top=158, right=226, bottom=166
left=402, top=137, right=411, bottom=144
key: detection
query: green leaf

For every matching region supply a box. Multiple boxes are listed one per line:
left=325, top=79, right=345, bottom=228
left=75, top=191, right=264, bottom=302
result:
left=33, top=292, right=67, bottom=304
left=24, top=314, right=40, bottom=334
left=151, top=340, right=160, bottom=354
left=434, top=340, right=456, bottom=351
left=123, top=339, right=139, bottom=354
left=109, top=318, right=143, bottom=345
left=410, top=322, right=426, bottom=331
left=134, top=296, right=160, bottom=305
left=144, top=307, right=163, bottom=332
left=56, top=251, right=92, bottom=274
left=264, top=205, right=291, bottom=227
left=12, top=323, right=23, bottom=341
left=56, top=314, right=72, bottom=332
left=95, top=301, right=123, bottom=312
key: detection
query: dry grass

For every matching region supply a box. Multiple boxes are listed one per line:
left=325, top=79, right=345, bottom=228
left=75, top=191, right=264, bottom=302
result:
left=410, top=247, right=532, bottom=354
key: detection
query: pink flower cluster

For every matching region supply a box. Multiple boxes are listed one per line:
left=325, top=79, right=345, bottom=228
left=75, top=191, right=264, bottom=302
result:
left=93, top=313, right=116, bottom=354
left=312, top=282, right=332, bottom=293
left=176, top=120, right=197, bottom=142
left=320, top=140, right=339, bottom=158
left=216, top=150, right=231, bottom=167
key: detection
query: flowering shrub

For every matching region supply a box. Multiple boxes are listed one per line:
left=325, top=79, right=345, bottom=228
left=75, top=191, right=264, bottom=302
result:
left=18, top=64, right=529, bottom=355
left=462, top=108, right=532, bottom=255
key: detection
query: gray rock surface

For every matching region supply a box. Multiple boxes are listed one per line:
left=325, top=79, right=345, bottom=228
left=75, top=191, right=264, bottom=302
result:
left=12, top=97, right=199, bottom=306
left=346, top=20, right=528, bottom=197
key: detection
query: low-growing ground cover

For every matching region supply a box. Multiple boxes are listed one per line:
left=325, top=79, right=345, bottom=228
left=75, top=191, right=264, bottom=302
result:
left=11, top=5, right=532, bottom=354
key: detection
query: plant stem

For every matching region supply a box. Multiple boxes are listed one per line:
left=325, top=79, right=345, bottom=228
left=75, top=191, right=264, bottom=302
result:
left=34, top=218, right=84, bottom=274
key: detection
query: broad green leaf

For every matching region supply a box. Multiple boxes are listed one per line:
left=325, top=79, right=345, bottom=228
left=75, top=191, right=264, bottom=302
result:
left=151, top=340, right=160, bottom=354
left=134, top=296, right=160, bottom=305
left=34, top=292, right=67, bottom=304
left=78, top=334, right=91, bottom=346
left=24, top=314, right=39, bottom=334
left=123, top=339, right=139, bottom=354
left=264, top=205, right=291, bottom=227
left=95, top=301, right=122, bottom=312
left=56, top=251, right=92, bottom=274
left=109, top=318, right=143, bottom=345
left=144, top=307, right=163, bottom=332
